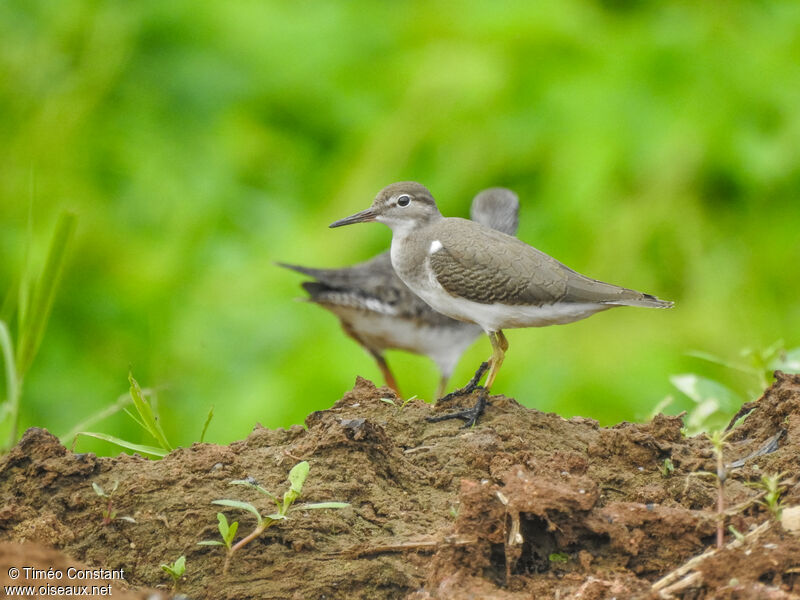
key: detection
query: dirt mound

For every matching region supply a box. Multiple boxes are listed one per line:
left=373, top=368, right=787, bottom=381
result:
left=2, top=373, right=800, bottom=599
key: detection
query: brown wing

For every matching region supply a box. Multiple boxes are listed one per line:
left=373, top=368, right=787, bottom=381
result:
left=427, top=220, right=569, bottom=306
left=428, top=218, right=669, bottom=307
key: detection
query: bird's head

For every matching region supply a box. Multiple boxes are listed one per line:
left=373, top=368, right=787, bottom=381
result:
left=330, top=182, right=442, bottom=235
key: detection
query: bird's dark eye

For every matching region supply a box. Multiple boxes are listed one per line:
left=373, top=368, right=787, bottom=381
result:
left=397, top=194, right=411, bottom=207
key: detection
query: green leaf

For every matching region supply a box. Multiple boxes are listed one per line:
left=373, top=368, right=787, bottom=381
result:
left=172, top=555, right=186, bottom=575
left=0, top=321, right=20, bottom=447
left=0, top=277, right=18, bottom=325
left=685, top=350, right=757, bottom=375
left=770, top=347, right=800, bottom=374
left=288, top=461, right=309, bottom=495
left=161, top=555, right=185, bottom=579
left=670, top=374, right=743, bottom=434
left=263, top=513, right=286, bottom=521
left=212, top=499, right=263, bottom=526
left=293, top=502, right=350, bottom=510
left=215, top=512, right=231, bottom=546
left=229, top=479, right=277, bottom=501
left=200, top=405, right=214, bottom=443
left=282, top=489, right=299, bottom=515
left=74, top=431, right=169, bottom=457
left=128, top=372, right=172, bottom=452
left=226, top=520, right=239, bottom=546
left=15, top=211, right=77, bottom=379
left=59, top=391, right=133, bottom=445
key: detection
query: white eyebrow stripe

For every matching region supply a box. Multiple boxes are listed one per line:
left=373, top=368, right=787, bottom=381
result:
left=429, top=240, right=443, bottom=253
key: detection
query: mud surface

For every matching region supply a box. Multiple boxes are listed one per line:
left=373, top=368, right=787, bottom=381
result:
left=2, top=372, right=800, bottom=599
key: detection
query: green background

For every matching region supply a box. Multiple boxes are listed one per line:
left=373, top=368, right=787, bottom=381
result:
left=1, top=1, right=799, bottom=453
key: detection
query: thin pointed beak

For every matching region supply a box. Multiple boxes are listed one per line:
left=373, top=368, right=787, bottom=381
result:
left=329, top=207, right=378, bottom=228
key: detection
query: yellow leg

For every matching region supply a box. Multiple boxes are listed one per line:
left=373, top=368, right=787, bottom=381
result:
left=485, top=330, right=508, bottom=390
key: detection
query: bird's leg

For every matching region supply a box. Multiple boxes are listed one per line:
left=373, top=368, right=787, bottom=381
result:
left=435, top=361, right=489, bottom=403
left=370, top=351, right=401, bottom=398
left=435, top=374, right=450, bottom=401
left=426, top=331, right=506, bottom=427
left=484, top=330, right=508, bottom=390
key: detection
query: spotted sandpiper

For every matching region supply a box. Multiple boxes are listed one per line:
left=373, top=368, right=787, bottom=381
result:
left=330, top=182, right=673, bottom=426
left=280, top=188, right=519, bottom=398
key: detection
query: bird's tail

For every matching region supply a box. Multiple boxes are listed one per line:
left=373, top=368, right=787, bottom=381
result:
left=276, top=262, right=325, bottom=278
left=605, top=293, right=673, bottom=309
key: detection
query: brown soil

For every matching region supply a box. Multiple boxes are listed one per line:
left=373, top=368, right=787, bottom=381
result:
left=2, top=372, right=800, bottom=599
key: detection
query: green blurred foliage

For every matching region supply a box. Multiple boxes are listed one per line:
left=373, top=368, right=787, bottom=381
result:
left=1, top=1, right=799, bottom=453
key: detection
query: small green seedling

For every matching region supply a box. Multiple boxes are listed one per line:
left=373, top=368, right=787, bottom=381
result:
left=548, top=552, right=569, bottom=563
left=160, top=555, right=186, bottom=592
left=748, top=472, right=789, bottom=520
left=199, top=461, right=348, bottom=575
left=379, top=395, right=417, bottom=413
left=92, top=481, right=135, bottom=526
left=660, top=458, right=675, bottom=478
left=690, top=430, right=733, bottom=548
left=728, top=525, right=745, bottom=542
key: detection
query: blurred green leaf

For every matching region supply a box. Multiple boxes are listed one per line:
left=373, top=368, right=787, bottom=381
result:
left=15, top=212, right=77, bottom=379
left=769, top=348, right=800, bottom=374
left=670, top=374, right=743, bottom=435
left=74, top=431, right=169, bottom=457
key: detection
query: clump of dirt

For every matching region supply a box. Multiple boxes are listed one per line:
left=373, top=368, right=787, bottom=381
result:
left=2, top=372, right=800, bottom=599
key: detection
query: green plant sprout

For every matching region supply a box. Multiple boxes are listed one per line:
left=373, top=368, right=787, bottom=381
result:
left=705, top=430, right=732, bottom=549
left=73, top=373, right=214, bottom=458
left=727, top=525, right=745, bottom=542
left=160, top=555, right=186, bottom=592
left=379, top=395, right=417, bottom=412
left=76, top=373, right=172, bottom=457
left=654, top=341, right=800, bottom=436
left=92, top=481, right=136, bottom=526
left=660, top=458, right=675, bottom=478
left=747, top=472, right=789, bottom=520
left=689, top=340, right=800, bottom=391
left=198, top=461, right=348, bottom=575
left=0, top=211, right=77, bottom=451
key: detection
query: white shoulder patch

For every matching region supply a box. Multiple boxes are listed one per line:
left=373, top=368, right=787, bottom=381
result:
left=429, top=240, right=443, bottom=254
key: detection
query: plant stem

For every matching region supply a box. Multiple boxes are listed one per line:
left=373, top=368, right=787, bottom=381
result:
left=223, top=522, right=269, bottom=575
left=716, top=446, right=725, bottom=549
left=231, top=523, right=267, bottom=554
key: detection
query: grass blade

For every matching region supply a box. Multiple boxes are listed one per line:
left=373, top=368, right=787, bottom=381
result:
left=15, top=211, right=77, bottom=379
left=0, top=321, right=21, bottom=447
left=200, top=405, right=214, bottom=443
left=128, top=373, right=172, bottom=451
left=74, top=431, right=169, bottom=457
left=1, top=276, right=18, bottom=324
left=59, top=391, right=134, bottom=445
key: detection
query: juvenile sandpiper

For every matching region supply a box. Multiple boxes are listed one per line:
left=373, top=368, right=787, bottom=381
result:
left=330, top=182, right=673, bottom=426
left=280, top=188, right=519, bottom=398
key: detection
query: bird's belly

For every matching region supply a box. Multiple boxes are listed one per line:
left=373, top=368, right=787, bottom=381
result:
left=413, top=288, right=610, bottom=332
left=330, top=305, right=481, bottom=369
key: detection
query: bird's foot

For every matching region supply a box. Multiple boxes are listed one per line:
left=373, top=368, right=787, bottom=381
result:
left=426, top=387, right=489, bottom=428
left=436, top=362, right=489, bottom=404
